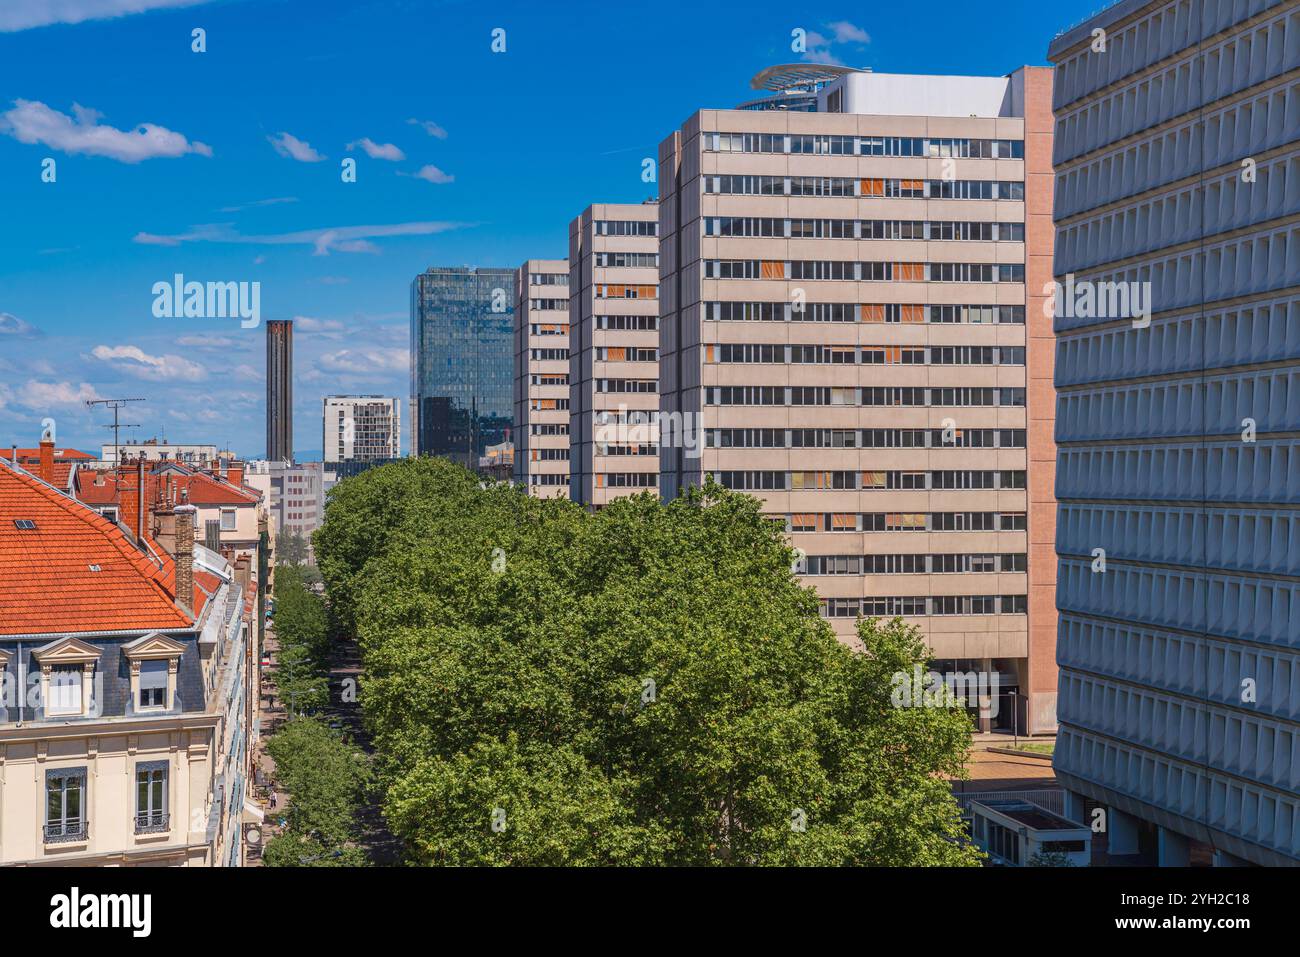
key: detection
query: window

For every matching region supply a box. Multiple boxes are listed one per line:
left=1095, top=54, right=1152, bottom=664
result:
left=135, top=762, right=169, bottom=833
left=47, top=664, right=83, bottom=716
left=220, top=509, right=236, bottom=531
left=45, top=768, right=87, bottom=842
left=139, top=659, right=168, bottom=710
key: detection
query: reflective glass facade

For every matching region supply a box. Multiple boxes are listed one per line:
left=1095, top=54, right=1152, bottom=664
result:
left=410, top=267, right=515, bottom=467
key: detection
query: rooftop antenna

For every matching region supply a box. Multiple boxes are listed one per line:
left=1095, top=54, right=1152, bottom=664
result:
left=86, top=397, right=145, bottom=466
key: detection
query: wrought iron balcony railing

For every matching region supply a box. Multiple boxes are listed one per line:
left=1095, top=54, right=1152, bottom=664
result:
left=44, top=821, right=87, bottom=843
left=135, top=811, right=170, bottom=834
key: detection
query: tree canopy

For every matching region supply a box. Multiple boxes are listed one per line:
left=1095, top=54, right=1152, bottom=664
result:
left=314, top=458, right=980, bottom=866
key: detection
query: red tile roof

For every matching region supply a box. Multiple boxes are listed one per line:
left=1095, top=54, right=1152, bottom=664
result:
left=74, top=463, right=260, bottom=509
left=0, top=462, right=194, bottom=637
left=0, top=448, right=96, bottom=461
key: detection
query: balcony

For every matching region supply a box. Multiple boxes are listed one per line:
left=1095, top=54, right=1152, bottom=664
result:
left=44, top=821, right=87, bottom=843
left=135, top=811, right=170, bottom=835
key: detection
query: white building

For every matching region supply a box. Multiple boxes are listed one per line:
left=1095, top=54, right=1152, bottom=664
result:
left=244, top=460, right=326, bottom=561
left=322, top=396, right=401, bottom=464
left=101, top=440, right=221, bottom=466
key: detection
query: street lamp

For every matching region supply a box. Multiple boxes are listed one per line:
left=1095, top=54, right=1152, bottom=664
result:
left=288, top=687, right=318, bottom=717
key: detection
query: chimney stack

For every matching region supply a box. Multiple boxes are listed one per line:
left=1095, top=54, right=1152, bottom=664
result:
left=175, top=504, right=197, bottom=617
left=38, top=436, right=54, bottom=485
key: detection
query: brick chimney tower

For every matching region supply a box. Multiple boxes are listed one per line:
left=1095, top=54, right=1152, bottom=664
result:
left=38, top=435, right=54, bottom=485
left=175, top=504, right=197, bottom=617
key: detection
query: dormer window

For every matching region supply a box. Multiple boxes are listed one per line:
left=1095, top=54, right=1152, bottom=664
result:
left=138, top=660, right=167, bottom=710
left=47, top=665, right=83, bottom=716
left=122, top=633, right=186, bottom=713
left=32, top=637, right=101, bottom=719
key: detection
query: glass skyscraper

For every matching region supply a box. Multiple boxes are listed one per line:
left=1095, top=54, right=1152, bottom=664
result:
left=410, top=267, right=515, bottom=467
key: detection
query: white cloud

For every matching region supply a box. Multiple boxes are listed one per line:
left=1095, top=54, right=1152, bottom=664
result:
left=90, top=344, right=206, bottom=381
left=268, top=131, right=325, bottom=162
left=828, top=21, right=870, bottom=44
left=234, top=364, right=263, bottom=381
left=348, top=137, right=405, bottom=161
left=407, top=118, right=448, bottom=139
left=23, top=380, right=102, bottom=408
left=800, top=21, right=870, bottom=65
left=218, top=196, right=298, bottom=213
left=0, top=100, right=211, bottom=163
left=0, top=311, right=41, bottom=338
left=176, top=334, right=238, bottom=350
left=132, top=220, right=467, bottom=255
left=407, top=164, right=454, bottom=184
left=0, top=0, right=214, bottom=31
left=316, top=348, right=408, bottom=375
left=294, top=316, right=346, bottom=336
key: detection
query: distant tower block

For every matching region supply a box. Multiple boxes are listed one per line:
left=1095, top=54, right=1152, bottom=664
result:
left=266, top=319, right=294, bottom=462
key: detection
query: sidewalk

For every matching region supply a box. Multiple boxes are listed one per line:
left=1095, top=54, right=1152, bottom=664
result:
left=248, top=624, right=288, bottom=866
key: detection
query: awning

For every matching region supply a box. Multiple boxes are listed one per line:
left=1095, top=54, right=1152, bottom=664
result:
left=241, top=799, right=265, bottom=824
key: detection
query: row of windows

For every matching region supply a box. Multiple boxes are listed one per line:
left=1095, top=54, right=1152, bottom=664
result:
left=530, top=374, right=568, bottom=386
left=597, top=346, right=658, bottom=361
left=530, top=398, right=571, bottom=410
left=529, top=423, right=569, bottom=435
left=821, top=594, right=1028, bottom=617
left=529, top=348, right=569, bottom=361
left=784, top=511, right=1027, bottom=533
left=528, top=298, right=568, bottom=311
left=711, top=343, right=1025, bottom=365
left=800, top=552, right=1027, bottom=575
left=45, top=763, right=169, bottom=843
left=703, top=302, right=1027, bottom=325
left=595, top=378, right=658, bottom=393
left=705, top=260, right=1026, bottom=283
left=530, top=473, right=570, bottom=486
left=710, top=428, right=1027, bottom=449
left=530, top=323, right=568, bottom=336
left=529, top=272, right=569, bottom=285
left=595, top=472, right=657, bottom=487
left=596, top=443, right=658, bottom=456
left=705, top=217, right=1026, bottom=242
left=594, top=284, right=658, bottom=299
left=594, top=220, right=658, bottom=236
left=595, top=252, right=660, bottom=268
left=596, top=314, right=660, bottom=330
left=531, top=448, right=570, bottom=460
left=704, top=175, right=1026, bottom=200
left=704, top=132, right=1024, bottom=159
left=716, top=469, right=1027, bottom=491
left=704, top=386, right=1026, bottom=407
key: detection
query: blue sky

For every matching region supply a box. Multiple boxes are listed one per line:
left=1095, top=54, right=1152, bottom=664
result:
left=0, top=0, right=1103, bottom=458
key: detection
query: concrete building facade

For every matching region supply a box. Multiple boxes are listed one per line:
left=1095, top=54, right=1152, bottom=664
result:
left=513, top=259, right=571, bottom=498
left=1048, top=0, right=1300, bottom=865
left=323, top=395, right=401, bottom=465
left=569, top=203, right=661, bottom=507
left=265, top=319, right=294, bottom=463
left=657, top=67, right=1059, bottom=733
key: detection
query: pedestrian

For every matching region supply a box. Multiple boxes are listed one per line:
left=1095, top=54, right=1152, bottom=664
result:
left=269, top=791, right=278, bottom=809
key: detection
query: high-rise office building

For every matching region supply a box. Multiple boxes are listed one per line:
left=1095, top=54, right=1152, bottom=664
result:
left=265, top=319, right=293, bottom=463
left=322, top=395, right=401, bottom=464
left=514, top=259, right=571, bottom=497
left=569, top=203, right=661, bottom=507
left=657, top=66, right=1058, bottom=733
left=1048, top=0, right=1300, bottom=866
left=410, top=267, right=515, bottom=468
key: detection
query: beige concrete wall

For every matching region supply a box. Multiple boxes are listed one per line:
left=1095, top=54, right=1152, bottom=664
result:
left=659, top=82, right=1056, bottom=731
left=515, top=259, right=572, bottom=498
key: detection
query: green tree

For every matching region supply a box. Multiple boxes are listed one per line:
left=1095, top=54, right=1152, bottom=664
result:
left=316, top=460, right=980, bottom=866
left=276, top=527, right=310, bottom=566
left=265, top=716, right=370, bottom=866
